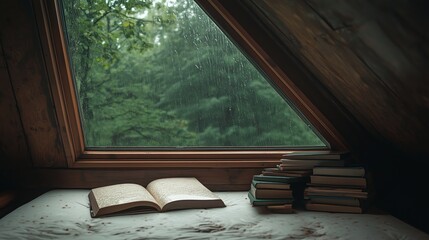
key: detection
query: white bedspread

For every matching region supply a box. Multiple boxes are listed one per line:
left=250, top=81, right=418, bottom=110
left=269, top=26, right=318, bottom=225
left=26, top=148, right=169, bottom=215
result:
left=0, top=190, right=428, bottom=240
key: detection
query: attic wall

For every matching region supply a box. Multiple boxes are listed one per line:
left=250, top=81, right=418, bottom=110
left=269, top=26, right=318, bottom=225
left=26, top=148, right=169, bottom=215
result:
left=0, top=40, right=30, bottom=168
left=248, top=0, right=429, bottom=156
left=0, top=38, right=31, bottom=190
left=0, top=0, right=67, bottom=169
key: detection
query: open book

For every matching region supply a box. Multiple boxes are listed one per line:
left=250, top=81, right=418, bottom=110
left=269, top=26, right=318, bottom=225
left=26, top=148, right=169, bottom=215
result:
left=88, top=177, right=225, bottom=217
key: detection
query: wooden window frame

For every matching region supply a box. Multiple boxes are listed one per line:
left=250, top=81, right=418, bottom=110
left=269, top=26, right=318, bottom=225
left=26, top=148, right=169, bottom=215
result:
left=33, top=0, right=347, bottom=169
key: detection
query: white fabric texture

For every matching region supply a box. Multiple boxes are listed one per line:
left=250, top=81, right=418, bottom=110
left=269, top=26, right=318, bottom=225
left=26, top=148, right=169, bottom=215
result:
left=0, top=190, right=428, bottom=240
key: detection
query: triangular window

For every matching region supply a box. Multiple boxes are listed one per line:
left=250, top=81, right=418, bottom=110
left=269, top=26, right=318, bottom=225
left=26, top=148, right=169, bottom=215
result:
left=61, top=0, right=325, bottom=148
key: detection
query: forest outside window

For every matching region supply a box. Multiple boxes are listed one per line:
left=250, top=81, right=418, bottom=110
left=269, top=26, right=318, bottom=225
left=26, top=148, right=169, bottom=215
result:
left=60, top=0, right=325, bottom=150
left=35, top=0, right=340, bottom=168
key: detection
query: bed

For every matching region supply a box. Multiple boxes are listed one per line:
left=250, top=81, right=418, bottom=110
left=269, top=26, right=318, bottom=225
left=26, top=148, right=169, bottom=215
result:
left=0, top=190, right=427, bottom=240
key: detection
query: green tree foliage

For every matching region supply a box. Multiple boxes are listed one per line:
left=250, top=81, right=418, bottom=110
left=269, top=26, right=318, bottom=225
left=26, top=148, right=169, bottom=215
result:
left=63, top=0, right=325, bottom=147
left=137, top=1, right=323, bottom=146
left=63, top=0, right=196, bottom=146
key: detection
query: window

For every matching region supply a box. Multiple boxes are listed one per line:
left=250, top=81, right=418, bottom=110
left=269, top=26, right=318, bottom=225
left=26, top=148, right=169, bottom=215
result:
left=61, top=0, right=324, bottom=148
left=37, top=0, right=343, bottom=168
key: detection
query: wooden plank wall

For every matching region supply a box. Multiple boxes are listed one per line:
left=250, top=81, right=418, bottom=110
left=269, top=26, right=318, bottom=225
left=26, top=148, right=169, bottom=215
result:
left=0, top=0, right=67, bottom=168
left=20, top=168, right=261, bottom=191
left=0, top=40, right=31, bottom=170
left=249, top=0, right=429, bottom=156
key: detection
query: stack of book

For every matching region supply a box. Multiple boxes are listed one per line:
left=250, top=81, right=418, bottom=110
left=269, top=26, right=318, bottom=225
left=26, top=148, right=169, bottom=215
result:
left=248, top=151, right=354, bottom=213
left=278, top=151, right=349, bottom=173
left=275, top=150, right=351, bottom=208
left=248, top=174, right=308, bottom=213
left=260, top=151, right=347, bottom=180
left=305, top=166, right=368, bottom=213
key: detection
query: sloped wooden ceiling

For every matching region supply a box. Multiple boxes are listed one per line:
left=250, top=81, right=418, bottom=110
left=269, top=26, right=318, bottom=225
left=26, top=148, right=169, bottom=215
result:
left=242, top=0, right=429, bottom=156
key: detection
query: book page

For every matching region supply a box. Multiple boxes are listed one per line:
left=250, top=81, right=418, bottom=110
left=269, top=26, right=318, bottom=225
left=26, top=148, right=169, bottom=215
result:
left=146, top=177, right=224, bottom=211
left=90, top=183, right=160, bottom=216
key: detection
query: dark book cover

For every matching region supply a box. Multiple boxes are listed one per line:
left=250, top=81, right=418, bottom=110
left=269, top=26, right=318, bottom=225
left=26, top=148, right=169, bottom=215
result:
left=253, top=174, right=309, bottom=184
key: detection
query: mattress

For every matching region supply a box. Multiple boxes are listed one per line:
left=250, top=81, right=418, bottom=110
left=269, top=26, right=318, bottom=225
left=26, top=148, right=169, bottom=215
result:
left=0, top=190, right=427, bottom=240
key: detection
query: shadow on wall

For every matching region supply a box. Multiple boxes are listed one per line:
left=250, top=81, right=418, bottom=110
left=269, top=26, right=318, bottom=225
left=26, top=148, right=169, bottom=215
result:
left=366, top=146, right=429, bottom=234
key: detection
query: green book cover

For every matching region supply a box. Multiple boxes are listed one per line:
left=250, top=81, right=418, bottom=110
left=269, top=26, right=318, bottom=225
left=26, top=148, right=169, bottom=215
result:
left=248, top=191, right=293, bottom=206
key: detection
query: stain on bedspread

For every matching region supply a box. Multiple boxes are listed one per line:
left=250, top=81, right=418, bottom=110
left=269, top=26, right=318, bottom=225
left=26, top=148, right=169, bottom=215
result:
left=177, top=219, right=288, bottom=239
left=182, top=223, right=226, bottom=233
left=283, top=222, right=328, bottom=240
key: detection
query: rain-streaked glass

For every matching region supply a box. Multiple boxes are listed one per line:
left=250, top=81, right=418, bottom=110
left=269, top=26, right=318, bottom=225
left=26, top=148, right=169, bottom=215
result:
left=61, top=0, right=325, bottom=148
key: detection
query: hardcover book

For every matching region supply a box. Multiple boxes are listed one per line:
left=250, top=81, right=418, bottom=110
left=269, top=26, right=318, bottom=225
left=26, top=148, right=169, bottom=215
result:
left=310, top=175, right=367, bottom=188
left=248, top=191, right=293, bottom=206
left=262, top=168, right=312, bottom=177
left=253, top=174, right=308, bottom=184
left=305, top=186, right=368, bottom=199
left=312, top=166, right=365, bottom=177
left=307, top=196, right=362, bottom=207
left=250, top=185, right=293, bottom=199
left=88, top=177, right=225, bottom=217
left=252, top=180, right=291, bottom=190
left=306, top=202, right=362, bottom=214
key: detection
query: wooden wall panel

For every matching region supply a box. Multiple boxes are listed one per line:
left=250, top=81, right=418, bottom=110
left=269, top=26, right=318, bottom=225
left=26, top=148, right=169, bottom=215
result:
left=217, top=0, right=375, bottom=156
left=306, top=0, right=429, bottom=151
left=250, top=0, right=429, bottom=155
left=20, top=168, right=261, bottom=191
left=0, top=0, right=67, bottom=168
left=0, top=41, right=30, bottom=168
